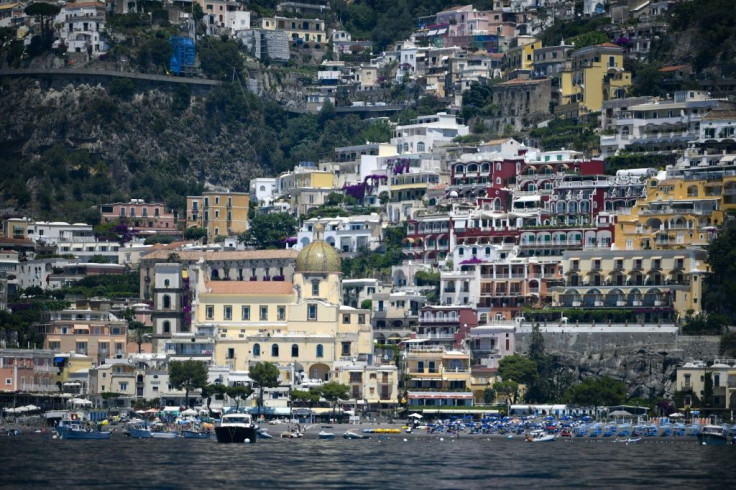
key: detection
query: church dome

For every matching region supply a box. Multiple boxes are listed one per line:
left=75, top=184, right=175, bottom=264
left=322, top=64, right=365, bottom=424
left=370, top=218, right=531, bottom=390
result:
left=295, top=224, right=341, bottom=273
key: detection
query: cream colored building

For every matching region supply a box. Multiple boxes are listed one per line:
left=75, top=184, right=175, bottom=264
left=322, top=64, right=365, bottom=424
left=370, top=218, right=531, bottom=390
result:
left=675, top=360, right=736, bottom=409
left=553, top=249, right=708, bottom=317
left=197, top=226, right=397, bottom=406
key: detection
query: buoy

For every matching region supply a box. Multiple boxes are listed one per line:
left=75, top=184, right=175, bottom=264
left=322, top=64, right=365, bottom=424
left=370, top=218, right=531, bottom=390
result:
left=440, top=437, right=444, bottom=441
left=403, top=438, right=408, bottom=442
left=244, top=439, right=250, bottom=443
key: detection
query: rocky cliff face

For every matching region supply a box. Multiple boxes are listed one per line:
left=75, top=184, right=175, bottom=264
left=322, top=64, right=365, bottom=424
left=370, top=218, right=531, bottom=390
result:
left=0, top=77, right=277, bottom=195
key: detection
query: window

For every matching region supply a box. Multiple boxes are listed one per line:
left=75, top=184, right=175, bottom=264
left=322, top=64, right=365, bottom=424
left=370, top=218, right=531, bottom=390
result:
left=271, top=344, right=279, bottom=357
left=358, top=314, right=365, bottom=324
left=227, top=348, right=235, bottom=359
left=224, top=305, right=232, bottom=320
left=343, top=314, right=350, bottom=324
left=308, top=304, right=317, bottom=320
left=349, top=372, right=362, bottom=383
left=341, top=342, right=351, bottom=356
left=163, top=321, right=170, bottom=334
left=242, top=306, right=250, bottom=320
left=206, top=305, right=214, bottom=320
left=260, top=306, right=268, bottom=321
left=253, top=344, right=261, bottom=357
left=312, top=281, right=320, bottom=296
left=316, top=344, right=324, bottom=358
left=163, top=295, right=171, bottom=309
left=291, top=344, right=299, bottom=357
left=119, top=382, right=128, bottom=391
left=278, top=306, right=286, bottom=321
left=76, top=341, right=87, bottom=354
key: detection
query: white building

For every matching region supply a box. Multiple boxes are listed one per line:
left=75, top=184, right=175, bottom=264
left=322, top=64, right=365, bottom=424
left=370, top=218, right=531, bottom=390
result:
left=391, top=112, right=469, bottom=154
left=249, top=178, right=278, bottom=207
left=295, top=215, right=382, bottom=254
left=56, top=1, right=109, bottom=58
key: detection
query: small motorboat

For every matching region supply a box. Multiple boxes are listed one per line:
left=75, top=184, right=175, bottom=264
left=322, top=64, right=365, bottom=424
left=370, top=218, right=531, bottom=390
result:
left=257, top=428, right=274, bottom=439
left=526, top=430, right=556, bottom=442
left=343, top=431, right=370, bottom=440
left=318, top=426, right=336, bottom=439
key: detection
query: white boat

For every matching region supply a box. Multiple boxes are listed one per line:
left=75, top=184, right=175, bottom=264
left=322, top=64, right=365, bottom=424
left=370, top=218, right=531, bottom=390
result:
left=343, top=430, right=370, bottom=440
left=127, top=423, right=180, bottom=439
left=318, top=426, right=336, bottom=440
left=215, top=413, right=258, bottom=444
left=527, top=430, right=556, bottom=442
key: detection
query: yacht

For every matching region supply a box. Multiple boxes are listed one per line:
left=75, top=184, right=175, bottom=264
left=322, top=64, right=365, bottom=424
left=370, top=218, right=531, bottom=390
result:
left=215, top=413, right=258, bottom=444
left=697, top=425, right=729, bottom=446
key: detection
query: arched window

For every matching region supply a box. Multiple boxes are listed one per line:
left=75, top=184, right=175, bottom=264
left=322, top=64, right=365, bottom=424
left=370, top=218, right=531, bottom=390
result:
left=417, top=141, right=426, bottom=152
left=291, top=344, right=299, bottom=357
left=253, top=343, right=261, bottom=357
left=163, top=321, right=170, bottom=333
left=316, top=344, right=324, bottom=358
left=271, top=344, right=279, bottom=357
left=164, top=279, right=170, bottom=287
left=163, top=295, right=171, bottom=309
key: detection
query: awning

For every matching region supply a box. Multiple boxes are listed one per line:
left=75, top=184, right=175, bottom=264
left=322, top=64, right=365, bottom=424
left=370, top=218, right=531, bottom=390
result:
left=514, top=195, right=541, bottom=202
left=436, top=28, right=448, bottom=35
left=64, top=381, right=81, bottom=386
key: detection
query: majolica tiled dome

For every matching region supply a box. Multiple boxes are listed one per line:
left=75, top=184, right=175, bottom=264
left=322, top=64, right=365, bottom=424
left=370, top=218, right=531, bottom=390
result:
left=295, top=224, right=341, bottom=273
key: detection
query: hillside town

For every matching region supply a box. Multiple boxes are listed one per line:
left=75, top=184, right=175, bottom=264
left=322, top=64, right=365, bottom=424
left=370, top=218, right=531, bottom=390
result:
left=2, top=0, right=736, bottom=424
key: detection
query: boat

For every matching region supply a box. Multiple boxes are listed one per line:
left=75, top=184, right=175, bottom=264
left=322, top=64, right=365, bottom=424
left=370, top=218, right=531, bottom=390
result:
left=343, top=430, right=370, bottom=440
left=181, top=429, right=211, bottom=439
left=126, top=423, right=180, bottom=439
left=318, top=426, right=336, bottom=440
left=257, top=428, right=274, bottom=439
left=697, top=425, right=729, bottom=446
left=214, top=413, right=258, bottom=444
left=56, top=413, right=111, bottom=440
left=526, top=430, right=556, bottom=442
left=281, top=431, right=302, bottom=438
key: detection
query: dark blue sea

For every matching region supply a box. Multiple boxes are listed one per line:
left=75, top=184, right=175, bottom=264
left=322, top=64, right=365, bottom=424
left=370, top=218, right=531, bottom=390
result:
left=1, top=433, right=732, bottom=489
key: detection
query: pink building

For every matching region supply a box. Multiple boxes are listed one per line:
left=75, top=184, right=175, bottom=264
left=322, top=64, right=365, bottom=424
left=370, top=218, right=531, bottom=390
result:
left=0, top=349, right=57, bottom=393
left=99, top=199, right=178, bottom=235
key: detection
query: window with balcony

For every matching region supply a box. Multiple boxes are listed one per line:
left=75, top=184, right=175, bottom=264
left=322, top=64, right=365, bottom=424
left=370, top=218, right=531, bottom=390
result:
left=341, top=342, right=351, bottom=356
left=206, top=305, right=214, bottom=320
left=242, top=306, right=250, bottom=321
left=260, top=306, right=268, bottom=321
left=224, top=305, right=232, bottom=320
left=278, top=306, right=286, bottom=321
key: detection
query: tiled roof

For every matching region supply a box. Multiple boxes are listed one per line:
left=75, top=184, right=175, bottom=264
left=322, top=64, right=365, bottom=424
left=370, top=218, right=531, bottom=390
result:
left=142, top=249, right=299, bottom=261
left=204, top=281, right=294, bottom=295
left=483, top=138, right=513, bottom=145
left=658, top=64, right=689, bottom=73
left=703, top=109, right=736, bottom=120
left=595, top=42, right=621, bottom=48
left=497, top=78, right=545, bottom=86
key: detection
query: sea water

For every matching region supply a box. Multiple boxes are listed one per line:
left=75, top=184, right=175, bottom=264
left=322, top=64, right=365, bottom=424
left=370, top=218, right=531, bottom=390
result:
left=1, top=434, right=732, bottom=489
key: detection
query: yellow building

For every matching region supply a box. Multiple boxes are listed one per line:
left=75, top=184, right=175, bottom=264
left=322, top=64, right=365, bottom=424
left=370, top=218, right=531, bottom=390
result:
left=558, top=43, right=631, bottom=118
left=554, top=249, right=708, bottom=317
left=201, top=225, right=394, bottom=405
left=405, top=344, right=473, bottom=408
left=185, top=191, right=250, bottom=240
left=615, top=177, right=724, bottom=251
left=504, top=37, right=541, bottom=73
left=288, top=168, right=336, bottom=216
left=260, top=15, right=327, bottom=50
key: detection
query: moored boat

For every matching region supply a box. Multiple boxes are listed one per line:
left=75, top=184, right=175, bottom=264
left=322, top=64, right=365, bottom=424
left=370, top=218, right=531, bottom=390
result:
left=214, top=413, right=257, bottom=444
left=318, top=426, right=336, bottom=440
left=697, top=424, right=729, bottom=446
left=343, top=430, right=370, bottom=440
left=182, top=429, right=211, bottom=439
left=56, top=413, right=111, bottom=440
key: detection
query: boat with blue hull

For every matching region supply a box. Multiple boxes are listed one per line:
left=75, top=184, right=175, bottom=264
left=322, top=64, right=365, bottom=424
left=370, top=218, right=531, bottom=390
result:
left=697, top=425, right=729, bottom=446
left=56, top=414, right=111, bottom=440
left=127, top=423, right=180, bottom=439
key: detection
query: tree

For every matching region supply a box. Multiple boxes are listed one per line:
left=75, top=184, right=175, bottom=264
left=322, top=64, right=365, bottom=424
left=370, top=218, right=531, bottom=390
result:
left=483, top=386, right=495, bottom=405
left=528, top=324, right=545, bottom=364
left=497, top=355, right=538, bottom=386
left=240, top=213, right=297, bottom=249
left=226, top=385, right=253, bottom=409
left=183, top=226, right=207, bottom=241
left=168, top=360, right=208, bottom=408
left=249, top=362, right=281, bottom=416
left=198, top=37, right=244, bottom=81
left=290, top=389, right=320, bottom=407
left=493, top=380, right=519, bottom=405
left=564, top=376, right=627, bottom=407
left=24, top=2, right=60, bottom=43
left=704, top=212, right=736, bottom=323
left=703, top=372, right=714, bottom=408
left=319, top=381, right=350, bottom=420
left=720, top=331, right=736, bottom=357
left=128, top=322, right=151, bottom=354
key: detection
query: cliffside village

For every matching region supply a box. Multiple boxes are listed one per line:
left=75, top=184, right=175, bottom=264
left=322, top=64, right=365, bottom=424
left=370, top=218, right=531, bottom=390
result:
left=2, top=0, right=736, bottom=416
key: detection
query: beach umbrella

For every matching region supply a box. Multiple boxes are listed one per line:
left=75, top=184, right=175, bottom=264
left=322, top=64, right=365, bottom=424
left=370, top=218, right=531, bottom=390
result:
left=608, top=410, right=633, bottom=418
